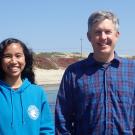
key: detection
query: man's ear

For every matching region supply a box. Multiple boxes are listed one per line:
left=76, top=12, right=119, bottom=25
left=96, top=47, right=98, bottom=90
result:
left=116, top=31, right=120, bottom=38
left=87, top=32, right=91, bottom=42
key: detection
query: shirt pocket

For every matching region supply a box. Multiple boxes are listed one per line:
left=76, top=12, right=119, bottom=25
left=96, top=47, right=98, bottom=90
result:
left=76, top=79, right=104, bottom=124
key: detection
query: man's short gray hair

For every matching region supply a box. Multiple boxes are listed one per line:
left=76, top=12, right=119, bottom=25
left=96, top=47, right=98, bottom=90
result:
left=88, top=10, right=119, bottom=32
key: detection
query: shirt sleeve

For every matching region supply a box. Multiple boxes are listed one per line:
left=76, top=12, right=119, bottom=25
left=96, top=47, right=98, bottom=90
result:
left=55, top=68, right=75, bottom=135
left=40, top=89, right=54, bottom=135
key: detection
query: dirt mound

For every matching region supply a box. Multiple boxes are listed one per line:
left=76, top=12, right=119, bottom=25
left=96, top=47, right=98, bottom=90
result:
left=34, top=52, right=84, bottom=69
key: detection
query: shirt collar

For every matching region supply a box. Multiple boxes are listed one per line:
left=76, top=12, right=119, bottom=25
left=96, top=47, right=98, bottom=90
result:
left=86, top=52, right=121, bottom=68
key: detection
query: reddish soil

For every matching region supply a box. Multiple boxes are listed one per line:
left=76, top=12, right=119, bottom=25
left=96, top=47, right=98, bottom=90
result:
left=34, top=54, right=80, bottom=69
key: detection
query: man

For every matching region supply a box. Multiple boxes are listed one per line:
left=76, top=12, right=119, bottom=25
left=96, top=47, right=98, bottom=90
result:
left=55, top=10, right=135, bottom=134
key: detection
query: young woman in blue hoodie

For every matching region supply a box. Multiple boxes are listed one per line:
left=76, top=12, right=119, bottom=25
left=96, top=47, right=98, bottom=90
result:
left=0, top=38, right=54, bottom=135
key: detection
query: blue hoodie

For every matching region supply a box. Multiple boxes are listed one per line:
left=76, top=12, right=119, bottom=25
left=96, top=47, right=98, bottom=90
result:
left=0, top=78, right=54, bottom=135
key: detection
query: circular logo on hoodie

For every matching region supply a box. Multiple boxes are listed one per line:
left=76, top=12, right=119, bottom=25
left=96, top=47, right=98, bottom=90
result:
left=27, top=105, right=40, bottom=120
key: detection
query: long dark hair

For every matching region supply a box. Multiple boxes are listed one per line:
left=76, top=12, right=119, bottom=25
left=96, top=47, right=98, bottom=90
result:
left=0, top=38, right=35, bottom=84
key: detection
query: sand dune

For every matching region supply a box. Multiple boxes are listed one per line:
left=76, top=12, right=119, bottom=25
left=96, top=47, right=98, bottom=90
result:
left=34, top=68, right=65, bottom=85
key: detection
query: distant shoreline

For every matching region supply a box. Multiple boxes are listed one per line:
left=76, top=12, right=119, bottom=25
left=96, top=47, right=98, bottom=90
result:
left=40, top=83, right=60, bottom=90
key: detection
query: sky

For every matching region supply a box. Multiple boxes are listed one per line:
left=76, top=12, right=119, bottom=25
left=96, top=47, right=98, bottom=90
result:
left=0, top=0, right=135, bottom=56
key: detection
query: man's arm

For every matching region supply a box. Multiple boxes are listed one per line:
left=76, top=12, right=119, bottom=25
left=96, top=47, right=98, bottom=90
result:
left=55, top=69, right=75, bottom=135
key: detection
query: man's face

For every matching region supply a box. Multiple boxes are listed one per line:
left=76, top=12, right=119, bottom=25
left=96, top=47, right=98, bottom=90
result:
left=87, top=19, right=119, bottom=60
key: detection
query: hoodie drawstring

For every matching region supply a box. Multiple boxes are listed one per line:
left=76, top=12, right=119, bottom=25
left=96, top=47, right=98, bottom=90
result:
left=20, top=93, right=25, bottom=125
left=10, top=90, right=25, bottom=127
left=10, top=90, right=14, bottom=127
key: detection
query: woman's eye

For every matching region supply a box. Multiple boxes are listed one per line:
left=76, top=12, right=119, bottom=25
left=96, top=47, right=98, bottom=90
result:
left=16, top=55, right=21, bottom=58
left=3, top=55, right=11, bottom=59
left=16, top=54, right=23, bottom=58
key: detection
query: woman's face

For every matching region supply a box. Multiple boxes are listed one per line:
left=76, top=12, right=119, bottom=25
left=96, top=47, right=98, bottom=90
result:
left=1, top=43, right=26, bottom=80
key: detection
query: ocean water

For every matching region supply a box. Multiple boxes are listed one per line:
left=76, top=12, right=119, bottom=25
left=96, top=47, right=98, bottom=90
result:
left=42, top=84, right=59, bottom=116
left=46, top=90, right=58, bottom=115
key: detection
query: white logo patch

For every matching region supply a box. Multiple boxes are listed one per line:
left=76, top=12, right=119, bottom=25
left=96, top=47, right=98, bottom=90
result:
left=27, top=105, right=40, bottom=120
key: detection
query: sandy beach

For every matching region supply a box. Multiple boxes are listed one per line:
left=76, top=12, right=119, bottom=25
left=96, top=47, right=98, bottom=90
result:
left=34, top=68, right=65, bottom=85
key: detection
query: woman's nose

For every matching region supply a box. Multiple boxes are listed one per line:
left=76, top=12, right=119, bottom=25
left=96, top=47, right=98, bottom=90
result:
left=10, top=57, right=17, bottom=63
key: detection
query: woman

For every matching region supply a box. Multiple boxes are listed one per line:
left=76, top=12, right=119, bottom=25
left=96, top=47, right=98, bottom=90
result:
left=0, top=38, right=54, bottom=135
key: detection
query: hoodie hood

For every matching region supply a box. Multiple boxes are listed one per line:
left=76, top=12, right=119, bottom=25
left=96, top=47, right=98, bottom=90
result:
left=0, top=78, right=31, bottom=127
left=0, top=78, right=31, bottom=93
